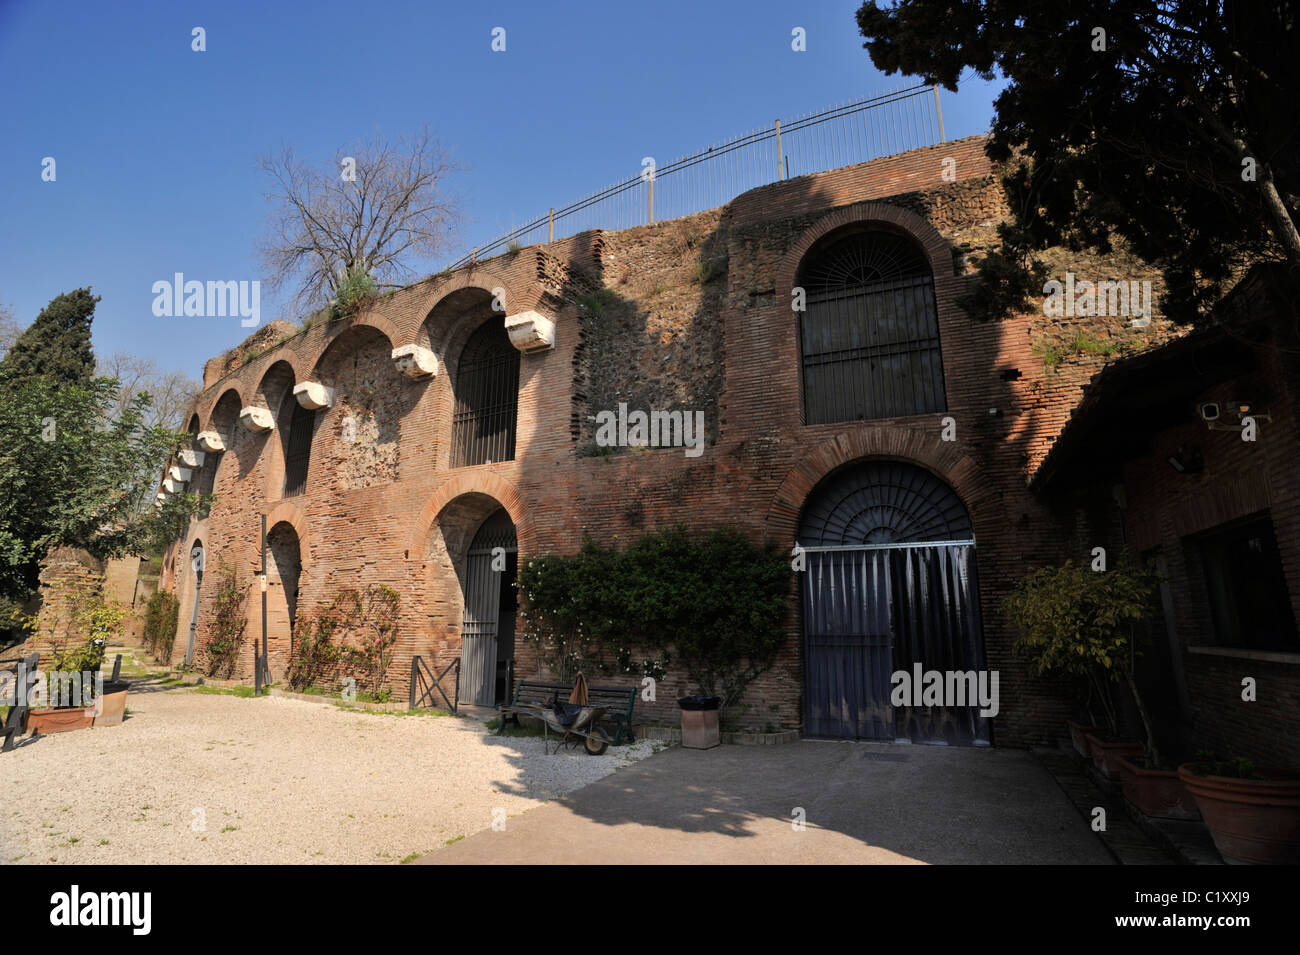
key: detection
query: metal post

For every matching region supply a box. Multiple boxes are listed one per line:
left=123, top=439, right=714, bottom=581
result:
left=647, top=178, right=654, bottom=224
left=775, top=120, right=784, bottom=180
left=933, top=84, right=945, bottom=142
left=548, top=209, right=554, bottom=243
left=409, top=657, right=419, bottom=708
left=257, top=513, right=267, bottom=694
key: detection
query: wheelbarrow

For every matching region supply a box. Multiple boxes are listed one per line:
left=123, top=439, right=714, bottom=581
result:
left=515, top=701, right=612, bottom=755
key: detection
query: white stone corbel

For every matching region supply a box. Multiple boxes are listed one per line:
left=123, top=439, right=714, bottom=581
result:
left=168, top=464, right=193, bottom=483
left=504, top=310, right=555, bottom=353
left=240, top=406, right=274, bottom=432
left=391, top=344, right=439, bottom=378
left=293, top=381, right=334, bottom=410
left=162, top=478, right=182, bottom=494
left=177, top=448, right=206, bottom=468
left=196, top=430, right=225, bottom=453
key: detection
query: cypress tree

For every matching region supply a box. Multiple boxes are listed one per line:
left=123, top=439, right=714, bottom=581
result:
left=0, top=287, right=99, bottom=387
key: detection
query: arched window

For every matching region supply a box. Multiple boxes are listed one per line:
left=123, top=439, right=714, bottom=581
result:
left=450, top=321, right=519, bottom=468
left=282, top=397, right=315, bottom=498
left=797, top=229, right=946, bottom=424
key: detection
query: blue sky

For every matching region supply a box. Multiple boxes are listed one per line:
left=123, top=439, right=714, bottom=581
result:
left=0, top=0, right=1001, bottom=379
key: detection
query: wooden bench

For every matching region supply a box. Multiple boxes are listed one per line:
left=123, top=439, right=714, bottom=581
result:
left=1, top=652, right=40, bottom=752
left=498, top=679, right=637, bottom=745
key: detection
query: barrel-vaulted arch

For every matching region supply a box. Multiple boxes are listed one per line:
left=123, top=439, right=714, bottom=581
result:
left=408, top=471, right=532, bottom=559
left=416, top=270, right=521, bottom=360
left=309, top=322, right=415, bottom=490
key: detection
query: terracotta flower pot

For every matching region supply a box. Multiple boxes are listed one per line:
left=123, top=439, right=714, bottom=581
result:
left=26, top=707, right=94, bottom=735
left=1117, top=755, right=1200, bottom=820
left=92, top=682, right=129, bottom=727
left=678, top=697, right=721, bottom=750
left=1085, top=732, right=1144, bottom=780
left=1178, top=765, right=1300, bottom=864
left=1067, top=719, right=1099, bottom=758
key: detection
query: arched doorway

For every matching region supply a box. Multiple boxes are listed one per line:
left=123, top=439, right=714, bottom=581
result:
left=265, top=522, right=302, bottom=678
left=798, top=460, right=989, bottom=744
left=460, top=508, right=518, bottom=705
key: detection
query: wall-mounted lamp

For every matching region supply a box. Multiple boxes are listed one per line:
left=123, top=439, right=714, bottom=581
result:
left=1167, top=445, right=1204, bottom=474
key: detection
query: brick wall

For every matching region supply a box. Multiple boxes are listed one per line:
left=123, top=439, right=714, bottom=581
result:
left=161, top=136, right=1195, bottom=746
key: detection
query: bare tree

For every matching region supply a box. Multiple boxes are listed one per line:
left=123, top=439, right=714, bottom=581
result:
left=258, top=125, right=462, bottom=314
left=97, top=352, right=201, bottom=432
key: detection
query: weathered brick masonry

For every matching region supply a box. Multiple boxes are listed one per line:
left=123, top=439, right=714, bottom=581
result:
left=159, top=136, right=1187, bottom=746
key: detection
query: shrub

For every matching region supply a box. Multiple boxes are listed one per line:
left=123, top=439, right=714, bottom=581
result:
left=142, top=590, right=180, bottom=663
left=286, top=585, right=400, bottom=694
left=519, top=525, right=791, bottom=710
left=1004, top=558, right=1162, bottom=760
left=331, top=266, right=378, bottom=319
left=202, top=559, right=247, bottom=678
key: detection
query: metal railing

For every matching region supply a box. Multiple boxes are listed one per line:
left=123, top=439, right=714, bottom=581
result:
left=449, top=83, right=944, bottom=269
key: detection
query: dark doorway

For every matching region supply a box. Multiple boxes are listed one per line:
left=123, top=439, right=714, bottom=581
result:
left=799, top=460, right=990, bottom=745
left=460, top=508, right=518, bottom=705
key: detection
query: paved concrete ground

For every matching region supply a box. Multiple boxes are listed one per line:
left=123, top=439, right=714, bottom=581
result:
left=421, top=739, right=1115, bottom=864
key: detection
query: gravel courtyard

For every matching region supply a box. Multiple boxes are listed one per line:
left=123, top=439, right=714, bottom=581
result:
left=0, top=680, right=662, bottom=865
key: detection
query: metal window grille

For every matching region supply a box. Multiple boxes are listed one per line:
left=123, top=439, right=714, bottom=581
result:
left=797, top=460, right=972, bottom=547
left=451, top=322, right=519, bottom=468
left=798, top=231, right=946, bottom=424
left=282, top=401, right=315, bottom=498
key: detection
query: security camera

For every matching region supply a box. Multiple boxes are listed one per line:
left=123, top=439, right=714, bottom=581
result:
left=1198, top=402, right=1220, bottom=422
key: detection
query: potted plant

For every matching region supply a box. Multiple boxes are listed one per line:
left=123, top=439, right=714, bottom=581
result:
left=1005, top=558, right=1169, bottom=784
left=1066, top=718, right=1099, bottom=757
left=25, top=636, right=107, bottom=735
left=677, top=694, right=721, bottom=749
left=1117, top=752, right=1200, bottom=820
left=1178, top=753, right=1300, bottom=864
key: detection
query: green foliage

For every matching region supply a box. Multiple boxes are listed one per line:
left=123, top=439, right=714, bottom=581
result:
left=331, top=266, right=378, bottom=319
left=1004, top=558, right=1159, bottom=738
left=285, top=599, right=344, bottom=691
left=142, top=590, right=180, bottom=663
left=0, top=595, right=35, bottom=647
left=518, top=526, right=791, bottom=709
left=141, top=493, right=209, bottom=559
left=202, top=559, right=247, bottom=678
left=856, top=1, right=1299, bottom=323
left=287, top=585, right=400, bottom=693
left=1034, top=331, right=1124, bottom=371
left=0, top=373, right=187, bottom=600
left=0, top=288, right=97, bottom=388
left=1186, top=751, right=1264, bottom=780
left=575, top=288, right=619, bottom=319
left=507, top=239, right=524, bottom=254
left=68, top=590, right=130, bottom=643
left=49, top=637, right=107, bottom=680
